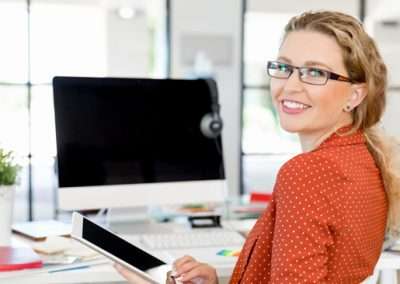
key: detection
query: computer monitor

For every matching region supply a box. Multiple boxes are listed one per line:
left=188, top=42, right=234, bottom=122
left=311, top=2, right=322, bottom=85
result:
left=53, top=76, right=226, bottom=211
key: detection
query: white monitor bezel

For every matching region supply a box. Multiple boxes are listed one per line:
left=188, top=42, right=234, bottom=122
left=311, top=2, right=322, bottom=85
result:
left=58, top=179, right=227, bottom=210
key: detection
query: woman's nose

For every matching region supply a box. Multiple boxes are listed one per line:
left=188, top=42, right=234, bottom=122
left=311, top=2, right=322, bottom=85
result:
left=283, top=69, right=304, bottom=92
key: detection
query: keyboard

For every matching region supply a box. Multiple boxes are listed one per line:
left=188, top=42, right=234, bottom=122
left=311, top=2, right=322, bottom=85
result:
left=140, top=229, right=245, bottom=250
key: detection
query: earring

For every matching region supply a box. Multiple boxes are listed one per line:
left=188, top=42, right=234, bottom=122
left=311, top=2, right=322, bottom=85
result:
left=344, top=105, right=352, bottom=112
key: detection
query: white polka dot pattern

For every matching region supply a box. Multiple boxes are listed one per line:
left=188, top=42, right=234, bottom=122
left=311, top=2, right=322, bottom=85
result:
left=230, top=129, right=388, bottom=284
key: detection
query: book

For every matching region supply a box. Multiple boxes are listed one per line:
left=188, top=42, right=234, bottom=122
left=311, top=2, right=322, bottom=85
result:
left=0, top=247, right=43, bottom=271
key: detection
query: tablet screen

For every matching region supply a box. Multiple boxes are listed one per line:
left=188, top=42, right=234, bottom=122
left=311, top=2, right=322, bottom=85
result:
left=82, top=218, right=165, bottom=271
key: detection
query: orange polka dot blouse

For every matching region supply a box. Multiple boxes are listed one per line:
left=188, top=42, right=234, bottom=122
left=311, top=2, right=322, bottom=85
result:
left=230, top=129, right=388, bottom=284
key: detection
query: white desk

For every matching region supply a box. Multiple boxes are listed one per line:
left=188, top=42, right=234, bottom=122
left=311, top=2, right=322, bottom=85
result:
left=0, top=262, right=123, bottom=284
left=2, top=222, right=236, bottom=284
left=372, top=251, right=400, bottom=284
left=1, top=257, right=232, bottom=284
left=2, top=219, right=400, bottom=284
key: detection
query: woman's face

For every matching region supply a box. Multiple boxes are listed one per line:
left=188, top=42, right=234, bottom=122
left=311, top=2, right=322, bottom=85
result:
left=270, top=30, right=353, bottom=137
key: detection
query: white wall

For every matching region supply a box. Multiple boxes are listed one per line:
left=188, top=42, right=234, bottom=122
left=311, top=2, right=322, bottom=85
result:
left=365, top=0, right=400, bottom=139
left=382, top=91, right=400, bottom=138
left=247, top=0, right=359, bottom=16
left=106, top=9, right=150, bottom=77
left=170, top=0, right=243, bottom=197
left=366, top=0, right=400, bottom=20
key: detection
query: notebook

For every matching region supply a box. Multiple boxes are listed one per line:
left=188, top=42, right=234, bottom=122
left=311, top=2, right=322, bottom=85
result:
left=12, top=220, right=71, bottom=241
left=0, top=247, right=43, bottom=271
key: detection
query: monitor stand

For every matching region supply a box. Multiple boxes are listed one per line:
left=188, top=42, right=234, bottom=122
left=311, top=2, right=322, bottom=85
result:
left=105, top=206, right=181, bottom=235
left=106, top=206, right=150, bottom=223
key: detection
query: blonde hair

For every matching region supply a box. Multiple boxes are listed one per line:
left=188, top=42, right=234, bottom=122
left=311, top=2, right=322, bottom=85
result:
left=284, top=11, right=400, bottom=238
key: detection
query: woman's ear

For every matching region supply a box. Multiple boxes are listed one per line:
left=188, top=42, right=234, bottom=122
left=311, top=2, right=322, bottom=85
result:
left=347, top=83, right=368, bottom=109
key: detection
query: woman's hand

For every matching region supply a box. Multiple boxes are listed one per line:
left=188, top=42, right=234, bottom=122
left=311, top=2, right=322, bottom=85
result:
left=166, top=255, right=218, bottom=284
left=114, top=263, right=153, bottom=284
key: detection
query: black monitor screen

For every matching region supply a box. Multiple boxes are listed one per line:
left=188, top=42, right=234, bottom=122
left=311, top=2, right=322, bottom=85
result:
left=53, top=77, right=224, bottom=188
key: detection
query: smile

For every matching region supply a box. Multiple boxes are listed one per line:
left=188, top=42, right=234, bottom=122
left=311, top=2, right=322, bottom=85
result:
left=281, top=99, right=311, bottom=114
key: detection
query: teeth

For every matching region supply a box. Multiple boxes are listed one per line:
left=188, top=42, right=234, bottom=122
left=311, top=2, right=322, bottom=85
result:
left=282, top=100, right=309, bottom=109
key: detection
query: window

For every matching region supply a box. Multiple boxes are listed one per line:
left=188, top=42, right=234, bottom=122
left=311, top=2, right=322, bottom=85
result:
left=0, top=1, right=28, bottom=83
left=243, top=12, right=300, bottom=155
left=0, top=0, right=167, bottom=221
left=0, top=1, right=29, bottom=221
left=242, top=12, right=300, bottom=194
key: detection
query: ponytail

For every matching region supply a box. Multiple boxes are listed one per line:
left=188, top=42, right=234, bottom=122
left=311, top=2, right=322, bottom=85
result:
left=364, top=127, right=400, bottom=238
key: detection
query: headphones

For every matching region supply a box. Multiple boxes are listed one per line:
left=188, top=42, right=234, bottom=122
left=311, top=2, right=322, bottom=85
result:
left=200, top=78, right=223, bottom=138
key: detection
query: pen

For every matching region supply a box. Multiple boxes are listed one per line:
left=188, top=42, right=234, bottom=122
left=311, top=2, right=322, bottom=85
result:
left=49, top=265, right=90, bottom=273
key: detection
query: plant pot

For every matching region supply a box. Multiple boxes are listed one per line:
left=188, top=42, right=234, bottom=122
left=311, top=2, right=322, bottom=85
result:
left=0, top=185, right=15, bottom=246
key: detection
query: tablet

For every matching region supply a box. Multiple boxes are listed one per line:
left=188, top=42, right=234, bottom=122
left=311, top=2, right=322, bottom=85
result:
left=71, top=212, right=168, bottom=283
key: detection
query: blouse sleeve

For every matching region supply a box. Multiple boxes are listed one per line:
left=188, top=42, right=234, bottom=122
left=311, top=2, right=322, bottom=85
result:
left=270, top=154, right=345, bottom=283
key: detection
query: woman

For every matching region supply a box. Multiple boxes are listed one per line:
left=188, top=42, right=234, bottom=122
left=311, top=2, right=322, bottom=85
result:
left=117, top=10, right=400, bottom=283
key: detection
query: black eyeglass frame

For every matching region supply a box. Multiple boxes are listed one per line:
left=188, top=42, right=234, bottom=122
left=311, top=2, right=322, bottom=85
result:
left=267, top=61, right=353, bottom=85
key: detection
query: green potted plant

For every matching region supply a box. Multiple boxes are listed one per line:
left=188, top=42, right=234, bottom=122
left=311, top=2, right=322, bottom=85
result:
left=0, top=148, right=21, bottom=245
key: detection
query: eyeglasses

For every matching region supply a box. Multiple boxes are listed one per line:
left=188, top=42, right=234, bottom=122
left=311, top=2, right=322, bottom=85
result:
left=267, top=61, right=353, bottom=85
